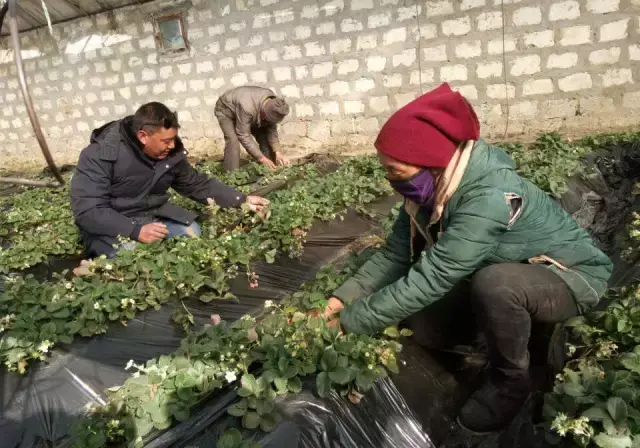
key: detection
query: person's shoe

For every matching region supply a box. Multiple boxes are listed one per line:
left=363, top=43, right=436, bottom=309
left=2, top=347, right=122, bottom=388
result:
left=457, top=373, right=532, bottom=434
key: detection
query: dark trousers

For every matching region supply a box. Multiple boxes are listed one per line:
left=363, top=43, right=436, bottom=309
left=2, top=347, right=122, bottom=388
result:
left=406, top=263, right=579, bottom=379
left=215, top=112, right=276, bottom=172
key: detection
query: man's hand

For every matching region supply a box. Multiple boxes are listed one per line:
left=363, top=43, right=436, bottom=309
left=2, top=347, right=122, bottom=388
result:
left=275, top=152, right=290, bottom=166
left=258, top=156, right=276, bottom=169
left=138, top=222, right=169, bottom=243
left=246, top=195, right=270, bottom=217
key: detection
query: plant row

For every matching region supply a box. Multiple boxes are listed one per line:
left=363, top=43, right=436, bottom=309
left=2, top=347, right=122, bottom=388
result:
left=544, top=283, right=640, bottom=448
left=70, top=254, right=410, bottom=448
left=0, top=156, right=393, bottom=373
left=0, top=161, right=293, bottom=273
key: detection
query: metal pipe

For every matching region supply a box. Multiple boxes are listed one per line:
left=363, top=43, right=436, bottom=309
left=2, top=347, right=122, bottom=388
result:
left=0, top=176, right=62, bottom=187
left=6, top=0, right=64, bottom=187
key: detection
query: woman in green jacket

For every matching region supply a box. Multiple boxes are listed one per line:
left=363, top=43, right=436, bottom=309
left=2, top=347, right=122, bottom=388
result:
left=324, top=84, right=612, bottom=433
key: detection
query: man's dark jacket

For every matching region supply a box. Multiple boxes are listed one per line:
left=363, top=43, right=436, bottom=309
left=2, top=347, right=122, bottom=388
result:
left=70, top=117, right=246, bottom=257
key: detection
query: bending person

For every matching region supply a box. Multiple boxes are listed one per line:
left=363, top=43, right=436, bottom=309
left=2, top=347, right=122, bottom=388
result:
left=323, top=83, right=612, bottom=434
left=214, top=86, right=291, bottom=172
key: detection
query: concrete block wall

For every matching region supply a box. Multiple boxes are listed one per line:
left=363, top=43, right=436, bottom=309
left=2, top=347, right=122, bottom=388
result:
left=0, top=0, right=639, bottom=164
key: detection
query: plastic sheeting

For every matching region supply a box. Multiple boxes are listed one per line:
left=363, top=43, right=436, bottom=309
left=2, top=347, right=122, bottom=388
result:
left=1, top=191, right=437, bottom=448
left=1, top=141, right=639, bottom=448
left=559, top=139, right=640, bottom=289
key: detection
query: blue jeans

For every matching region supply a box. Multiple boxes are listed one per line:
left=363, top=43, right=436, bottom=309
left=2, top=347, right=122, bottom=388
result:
left=163, top=219, right=201, bottom=239
left=109, top=219, right=201, bottom=258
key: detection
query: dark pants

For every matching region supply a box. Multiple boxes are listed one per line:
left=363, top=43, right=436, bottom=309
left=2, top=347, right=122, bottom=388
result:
left=215, top=112, right=276, bottom=172
left=406, top=263, right=579, bottom=379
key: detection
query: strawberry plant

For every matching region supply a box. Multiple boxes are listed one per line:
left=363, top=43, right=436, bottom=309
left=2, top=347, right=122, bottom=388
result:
left=500, top=133, right=591, bottom=197
left=69, top=253, right=409, bottom=448
left=0, top=162, right=308, bottom=273
left=622, top=210, right=639, bottom=263
left=544, top=284, right=640, bottom=447
left=0, top=178, right=83, bottom=272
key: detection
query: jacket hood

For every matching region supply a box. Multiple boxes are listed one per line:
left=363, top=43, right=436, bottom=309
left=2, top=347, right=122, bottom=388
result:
left=458, top=139, right=517, bottom=189
left=89, top=118, right=122, bottom=145
left=120, top=116, right=145, bottom=152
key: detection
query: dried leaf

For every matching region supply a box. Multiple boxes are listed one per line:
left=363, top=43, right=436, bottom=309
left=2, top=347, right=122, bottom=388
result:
left=73, top=265, right=93, bottom=277
left=348, top=390, right=363, bottom=404
left=247, top=327, right=259, bottom=342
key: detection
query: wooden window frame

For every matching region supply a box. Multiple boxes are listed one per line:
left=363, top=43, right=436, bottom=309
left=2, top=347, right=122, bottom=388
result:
left=153, top=11, right=189, bottom=54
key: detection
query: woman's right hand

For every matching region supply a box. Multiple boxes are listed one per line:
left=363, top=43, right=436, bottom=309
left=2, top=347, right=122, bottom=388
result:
left=324, top=297, right=344, bottom=318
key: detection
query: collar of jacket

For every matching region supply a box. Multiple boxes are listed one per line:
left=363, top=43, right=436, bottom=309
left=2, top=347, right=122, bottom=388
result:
left=404, top=139, right=475, bottom=259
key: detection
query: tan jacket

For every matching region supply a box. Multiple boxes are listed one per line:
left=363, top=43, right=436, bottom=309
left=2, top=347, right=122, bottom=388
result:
left=214, top=86, right=281, bottom=160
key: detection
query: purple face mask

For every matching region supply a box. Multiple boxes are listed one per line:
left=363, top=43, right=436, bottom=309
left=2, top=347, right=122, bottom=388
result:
left=388, top=169, right=435, bottom=207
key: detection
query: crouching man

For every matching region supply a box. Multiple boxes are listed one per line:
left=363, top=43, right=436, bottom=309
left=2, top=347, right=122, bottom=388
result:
left=70, top=102, right=269, bottom=258
left=214, top=86, right=291, bottom=172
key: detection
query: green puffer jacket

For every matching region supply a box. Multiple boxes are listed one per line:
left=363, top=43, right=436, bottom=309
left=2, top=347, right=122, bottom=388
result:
left=335, top=139, right=613, bottom=335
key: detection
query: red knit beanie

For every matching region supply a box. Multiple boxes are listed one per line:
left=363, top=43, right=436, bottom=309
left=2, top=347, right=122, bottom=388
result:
left=375, top=83, right=480, bottom=168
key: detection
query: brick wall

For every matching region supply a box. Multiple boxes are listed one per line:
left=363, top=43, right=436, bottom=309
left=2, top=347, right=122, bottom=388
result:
left=0, top=0, right=639, bottom=164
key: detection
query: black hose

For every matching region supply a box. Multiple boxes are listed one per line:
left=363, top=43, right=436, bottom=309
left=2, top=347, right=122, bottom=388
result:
left=0, top=1, right=8, bottom=35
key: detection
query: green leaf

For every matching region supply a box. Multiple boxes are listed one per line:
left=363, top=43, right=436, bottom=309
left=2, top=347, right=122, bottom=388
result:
left=228, top=399, right=248, bottom=417
left=265, top=249, right=277, bottom=264
left=278, top=356, right=289, bottom=373
left=329, top=367, right=353, bottom=385
left=175, top=371, right=197, bottom=389
left=583, top=406, right=611, bottom=421
left=287, top=376, right=302, bottom=393
left=356, top=369, right=376, bottom=392
left=242, top=411, right=261, bottom=430
left=136, top=416, right=154, bottom=438
left=58, top=334, right=73, bottom=344
left=240, top=441, right=262, bottom=448
left=240, top=374, right=260, bottom=395
left=383, top=326, right=400, bottom=338
left=323, top=323, right=340, bottom=342
left=148, top=372, right=163, bottom=384
left=237, top=387, right=253, bottom=398
left=608, top=397, right=628, bottom=425
left=284, top=364, right=299, bottom=379
left=320, top=348, right=338, bottom=371
left=381, top=356, right=400, bottom=375
left=316, top=372, right=332, bottom=398
left=274, top=377, right=288, bottom=394
left=146, top=402, right=170, bottom=425
left=615, top=388, right=636, bottom=403
left=593, top=433, right=632, bottom=448
left=301, top=361, right=316, bottom=375
left=621, top=353, right=640, bottom=374
left=260, top=414, right=278, bottom=433
left=400, top=328, right=414, bottom=337
left=173, top=406, right=190, bottom=422
left=562, top=382, right=585, bottom=397
left=255, top=398, right=275, bottom=416
left=218, top=429, right=243, bottom=448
